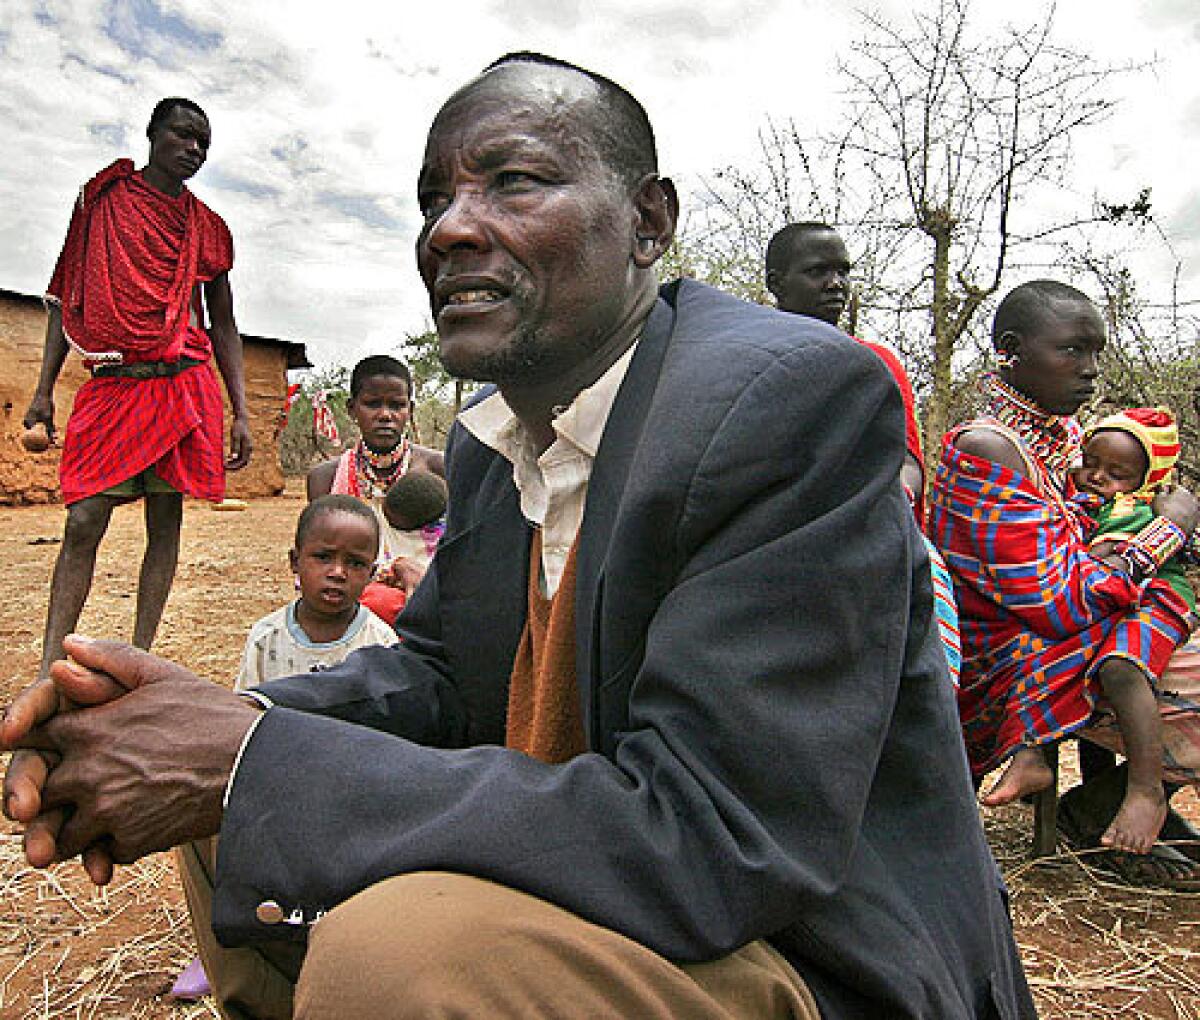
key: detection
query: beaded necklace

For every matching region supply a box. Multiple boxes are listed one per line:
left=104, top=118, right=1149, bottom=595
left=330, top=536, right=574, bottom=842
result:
left=983, top=373, right=1082, bottom=494
left=353, top=436, right=411, bottom=499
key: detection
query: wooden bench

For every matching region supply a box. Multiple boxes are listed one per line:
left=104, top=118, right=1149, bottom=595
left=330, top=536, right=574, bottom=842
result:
left=1030, top=743, right=1060, bottom=857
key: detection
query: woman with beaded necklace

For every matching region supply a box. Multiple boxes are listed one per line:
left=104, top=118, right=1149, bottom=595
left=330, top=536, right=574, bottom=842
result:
left=307, top=355, right=445, bottom=573
left=930, top=280, right=1200, bottom=889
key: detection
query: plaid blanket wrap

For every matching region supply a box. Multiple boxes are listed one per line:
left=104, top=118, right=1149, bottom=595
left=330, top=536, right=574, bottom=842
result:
left=930, top=431, right=1191, bottom=779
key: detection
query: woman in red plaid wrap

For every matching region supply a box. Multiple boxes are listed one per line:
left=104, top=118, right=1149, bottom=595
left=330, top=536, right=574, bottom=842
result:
left=930, top=280, right=1200, bottom=887
left=23, top=98, right=252, bottom=680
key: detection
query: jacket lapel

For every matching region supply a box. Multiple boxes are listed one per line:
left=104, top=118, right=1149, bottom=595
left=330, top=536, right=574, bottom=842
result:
left=437, top=444, right=532, bottom=744
left=575, top=288, right=677, bottom=740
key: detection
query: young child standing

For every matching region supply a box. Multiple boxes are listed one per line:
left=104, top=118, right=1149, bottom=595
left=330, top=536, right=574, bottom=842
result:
left=172, top=494, right=400, bottom=1001
left=237, top=494, right=399, bottom=688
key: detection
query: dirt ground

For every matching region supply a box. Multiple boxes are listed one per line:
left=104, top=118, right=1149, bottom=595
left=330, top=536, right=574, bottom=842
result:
left=0, top=484, right=1198, bottom=1018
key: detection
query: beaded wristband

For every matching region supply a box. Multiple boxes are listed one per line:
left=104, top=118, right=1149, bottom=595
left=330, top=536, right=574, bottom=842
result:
left=1114, top=515, right=1187, bottom=582
left=1112, top=542, right=1154, bottom=583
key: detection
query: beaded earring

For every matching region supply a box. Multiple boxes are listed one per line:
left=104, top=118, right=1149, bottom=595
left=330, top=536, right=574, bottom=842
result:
left=996, top=350, right=1018, bottom=371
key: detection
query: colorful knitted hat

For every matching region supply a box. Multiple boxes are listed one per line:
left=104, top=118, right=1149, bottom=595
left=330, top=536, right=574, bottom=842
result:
left=1085, top=406, right=1180, bottom=494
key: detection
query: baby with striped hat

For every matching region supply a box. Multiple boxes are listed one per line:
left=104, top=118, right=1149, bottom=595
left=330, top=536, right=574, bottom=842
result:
left=1068, top=405, right=1197, bottom=855
left=1073, top=405, right=1194, bottom=612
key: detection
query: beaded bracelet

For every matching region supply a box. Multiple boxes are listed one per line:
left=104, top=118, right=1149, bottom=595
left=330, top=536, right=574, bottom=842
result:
left=1112, top=515, right=1187, bottom=582
left=1112, top=543, right=1154, bottom=583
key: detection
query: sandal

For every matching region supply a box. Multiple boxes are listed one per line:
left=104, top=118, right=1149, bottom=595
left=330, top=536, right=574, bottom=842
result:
left=1160, top=808, right=1200, bottom=863
left=1058, top=793, right=1200, bottom=890
left=1091, top=845, right=1200, bottom=891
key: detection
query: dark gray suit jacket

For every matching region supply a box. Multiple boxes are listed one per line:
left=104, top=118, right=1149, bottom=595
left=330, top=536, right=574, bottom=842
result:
left=215, top=281, right=1035, bottom=1018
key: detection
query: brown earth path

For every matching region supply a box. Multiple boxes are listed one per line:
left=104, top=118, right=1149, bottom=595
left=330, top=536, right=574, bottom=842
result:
left=0, top=484, right=1196, bottom=1017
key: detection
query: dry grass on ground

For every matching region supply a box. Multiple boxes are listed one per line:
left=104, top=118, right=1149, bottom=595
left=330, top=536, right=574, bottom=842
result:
left=0, top=487, right=1197, bottom=1017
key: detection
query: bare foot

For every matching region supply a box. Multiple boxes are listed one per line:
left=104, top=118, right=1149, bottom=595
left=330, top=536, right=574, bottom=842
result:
left=1100, top=783, right=1167, bottom=854
left=981, top=746, right=1054, bottom=807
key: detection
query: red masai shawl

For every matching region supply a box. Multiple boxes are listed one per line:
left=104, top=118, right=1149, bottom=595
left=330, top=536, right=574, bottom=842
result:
left=46, top=160, right=234, bottom=504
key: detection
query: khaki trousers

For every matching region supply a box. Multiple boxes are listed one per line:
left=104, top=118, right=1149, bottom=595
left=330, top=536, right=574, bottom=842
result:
left=177, top=839, right=304, bottom=1020
left=179, top=847, right=820, bottom=1020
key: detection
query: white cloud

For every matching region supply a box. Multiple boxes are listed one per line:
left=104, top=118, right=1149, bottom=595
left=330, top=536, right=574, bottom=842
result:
left=1, top=0, right=1197, bottom=366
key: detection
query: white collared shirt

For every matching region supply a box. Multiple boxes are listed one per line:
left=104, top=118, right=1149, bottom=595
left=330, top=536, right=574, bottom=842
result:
left=459, top=342, right=638, bottom=596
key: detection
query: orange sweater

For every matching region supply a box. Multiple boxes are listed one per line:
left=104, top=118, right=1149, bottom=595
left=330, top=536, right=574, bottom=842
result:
left=505, top=532, right=586, bottom=764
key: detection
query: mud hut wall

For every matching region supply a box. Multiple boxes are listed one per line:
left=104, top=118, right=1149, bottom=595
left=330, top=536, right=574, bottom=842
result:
left=0, top=296, right=288, bottom=504
left=0, top=297, right=89, bottom=504
left=223, top=341, right=287, bottom=499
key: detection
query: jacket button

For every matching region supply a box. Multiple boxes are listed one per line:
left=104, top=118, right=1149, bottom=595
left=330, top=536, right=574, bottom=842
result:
left=256, top=900, right=285, bottom=925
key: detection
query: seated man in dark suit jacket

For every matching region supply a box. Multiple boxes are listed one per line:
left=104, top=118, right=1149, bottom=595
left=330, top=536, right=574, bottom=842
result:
left=3, top=52, right=1036, bottom=1020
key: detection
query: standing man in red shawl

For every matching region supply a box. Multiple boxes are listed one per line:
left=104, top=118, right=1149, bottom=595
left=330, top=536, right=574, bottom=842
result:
left=23, top=97, right=252, bottom=679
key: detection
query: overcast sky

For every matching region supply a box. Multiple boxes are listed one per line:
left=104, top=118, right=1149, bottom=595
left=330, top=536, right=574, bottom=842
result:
left=1, top=0, right=1197, bottom=370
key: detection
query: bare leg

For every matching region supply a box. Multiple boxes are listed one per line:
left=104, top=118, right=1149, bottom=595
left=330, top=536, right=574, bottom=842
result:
left=980, top=745, right=1054, bottom=807
left=1094, top=658, right=1166, bottom=853
left=132, top=493, right=184, bottom=650
left=38, top=496, right=120, bottom=677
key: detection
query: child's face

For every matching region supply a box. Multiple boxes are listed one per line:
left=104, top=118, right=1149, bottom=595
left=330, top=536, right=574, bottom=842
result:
left=1073, top=429, right=1149, bottom=501
left=289, top=510, right=377, bottom=621
left=349, top=375, right=411, bottom=453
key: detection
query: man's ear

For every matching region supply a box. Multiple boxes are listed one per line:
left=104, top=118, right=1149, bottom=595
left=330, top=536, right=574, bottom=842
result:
left=631, top=175, right=679, bottom=269
left=765, top=267, right=780, bottom=299
left=289, top=548, right=299, bottom=575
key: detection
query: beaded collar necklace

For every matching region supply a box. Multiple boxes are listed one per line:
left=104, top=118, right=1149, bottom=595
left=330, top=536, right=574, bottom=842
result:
left=983, top=373, right=1081, bottom=493
left=354, top=436, right=411, bottom=499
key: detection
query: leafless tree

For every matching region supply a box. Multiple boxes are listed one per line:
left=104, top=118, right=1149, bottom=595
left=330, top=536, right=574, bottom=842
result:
left=1062, top=233, right=1200, bottom=483
left=680, top=0, right=1139, bottom=458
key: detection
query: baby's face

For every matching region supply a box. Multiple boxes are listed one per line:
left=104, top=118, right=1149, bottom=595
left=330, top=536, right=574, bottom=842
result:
left=1072, top=429, right=1148, bottom=501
